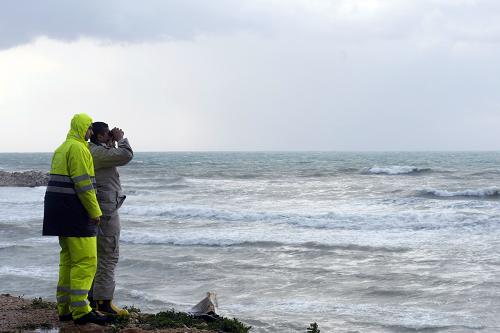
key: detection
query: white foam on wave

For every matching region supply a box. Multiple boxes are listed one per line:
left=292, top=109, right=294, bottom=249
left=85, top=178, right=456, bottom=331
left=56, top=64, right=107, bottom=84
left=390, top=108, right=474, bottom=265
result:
left=25, top=237, right=58, bottom=244
left=423, top=187, right=500, bottom=198
left=0, top=265, right=56, bottom=279
left=0, top=186, right=46, bottom=203
left=368, top=165, right=429, bottom=175
left=0, top=187, right=45, bottom=222
left=124, top=289, right=183, bottom=307
left=122, top=204, right=280, bottom=222
left=0, top=241, right=17, bottom=249
left=121, top=229, right=255, bottom=247
left=217, top=297, right=483, bottom=332
left=120, top=224, right=415, bottom=251
left=121, top=203, right=496, bottom=232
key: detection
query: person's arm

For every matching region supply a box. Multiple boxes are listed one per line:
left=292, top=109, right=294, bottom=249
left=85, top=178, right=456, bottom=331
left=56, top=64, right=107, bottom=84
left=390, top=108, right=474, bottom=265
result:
left=67, top=144, right=102, bottom=219
left=91, top=138, right=133, bottom=169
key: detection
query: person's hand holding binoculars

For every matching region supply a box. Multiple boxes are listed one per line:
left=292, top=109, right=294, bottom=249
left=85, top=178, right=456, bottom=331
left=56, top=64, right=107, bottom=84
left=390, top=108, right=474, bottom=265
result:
left=110, top=127, right=124, bottom=141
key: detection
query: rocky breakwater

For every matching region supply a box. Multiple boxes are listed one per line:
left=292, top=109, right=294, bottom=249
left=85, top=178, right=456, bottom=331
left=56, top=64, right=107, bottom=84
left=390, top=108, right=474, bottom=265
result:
left=0, top=170, right=49, bottom=187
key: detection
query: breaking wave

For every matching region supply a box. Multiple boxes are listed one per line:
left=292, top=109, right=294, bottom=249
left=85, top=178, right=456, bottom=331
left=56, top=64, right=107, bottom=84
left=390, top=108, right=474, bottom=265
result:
left=421, top=187, right=500, bottom=198
left=120, top=231, right=409, bottom=252
left=121, top=203, right=495, bottom=232
left=366, top=165, right=431, bottom=175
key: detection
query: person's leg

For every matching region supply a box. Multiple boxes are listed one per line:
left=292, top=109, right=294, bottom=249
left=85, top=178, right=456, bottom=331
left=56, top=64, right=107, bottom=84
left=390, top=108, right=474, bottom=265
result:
left=66, top=236, right=97, bottom=320
left=93, top=234, right=119, bottom=300
left=93, top=232, right=128, bottom=315
left=56, top=237, right=71, bottom=318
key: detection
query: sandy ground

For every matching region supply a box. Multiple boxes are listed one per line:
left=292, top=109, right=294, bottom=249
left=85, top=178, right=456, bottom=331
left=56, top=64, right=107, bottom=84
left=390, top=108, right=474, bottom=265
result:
left=0, top=294, right=214, bottom=333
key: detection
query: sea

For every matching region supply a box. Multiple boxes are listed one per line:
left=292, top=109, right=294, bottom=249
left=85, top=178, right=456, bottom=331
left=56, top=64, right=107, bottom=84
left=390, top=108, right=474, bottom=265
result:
left=0, top=152, right=499, bottom=333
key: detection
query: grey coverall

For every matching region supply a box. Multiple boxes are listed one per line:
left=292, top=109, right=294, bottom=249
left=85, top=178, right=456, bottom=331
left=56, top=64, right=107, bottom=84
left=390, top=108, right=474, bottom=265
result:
left=88, top=138, right=133, bottom=300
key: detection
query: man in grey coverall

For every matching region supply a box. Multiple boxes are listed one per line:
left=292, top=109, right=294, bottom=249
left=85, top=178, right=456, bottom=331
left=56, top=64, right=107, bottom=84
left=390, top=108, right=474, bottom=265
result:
left=88, top=122, right=133, bottom=316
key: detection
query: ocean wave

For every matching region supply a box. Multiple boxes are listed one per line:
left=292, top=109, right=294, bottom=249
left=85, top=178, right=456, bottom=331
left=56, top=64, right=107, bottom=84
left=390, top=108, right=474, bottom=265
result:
left=127, top=184, right=190, bottom=194
left=469, top=169, right=500, bottom=176
left=119, top=289, right=182, bottom=309
left=0, top=244, right=33, bottom=251
left=0, top=237, right=55, bottom=250
left=421, top=187, right=500, bottom=198
left=0, top=242, right=18, bottom=249
left=366, top=165, right=431, bottom=175
left=0, top=265, right=56, bottom=279
left=24, top=237, right=58, bottom=244
left=121, top=203, right=498, bottom=232
left=122, top=205, right=371, bottom=230
left=120, top=231, right=410, bottom=252
left=370, top=323, right=486, bottom=332
left=126, top=176, right=187, bottom=185
left=298, top=171, right=337, bottom=178
left=0, top=186, right=45, bottom=204
left=122, top=205, right=292, bottom=222
left=363, top=286, right=416, bottom=297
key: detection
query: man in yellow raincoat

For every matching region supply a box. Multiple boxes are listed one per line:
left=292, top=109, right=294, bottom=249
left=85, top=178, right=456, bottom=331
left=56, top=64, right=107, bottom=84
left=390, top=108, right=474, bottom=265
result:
left=43, top=114, right=109, bottom=325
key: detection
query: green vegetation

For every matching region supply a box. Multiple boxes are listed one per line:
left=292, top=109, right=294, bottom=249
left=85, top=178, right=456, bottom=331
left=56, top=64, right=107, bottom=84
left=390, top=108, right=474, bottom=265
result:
left=138, top=309, right=251, bottom=332
left=30, top=297, right=56, bottom=309
left=307, top=322, right=320, bottom=333
left=210, top=316, right=251, bottom=333
left=19, top=296, right=56, bottom=310
left=140, top=309, right=200, bottom=328
left=108, top=306, right=251, bottom=332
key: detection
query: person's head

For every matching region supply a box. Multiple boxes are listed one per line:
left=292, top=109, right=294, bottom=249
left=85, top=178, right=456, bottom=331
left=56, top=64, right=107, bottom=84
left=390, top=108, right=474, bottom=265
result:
left=69, top=113, right=93, bottom=142
left=90, top=122, right=111, bottom=145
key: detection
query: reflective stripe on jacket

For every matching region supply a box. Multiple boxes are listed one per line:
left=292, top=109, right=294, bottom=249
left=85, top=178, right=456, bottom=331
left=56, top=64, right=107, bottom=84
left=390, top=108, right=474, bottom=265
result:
left=43, top=113, right=102, bottom=237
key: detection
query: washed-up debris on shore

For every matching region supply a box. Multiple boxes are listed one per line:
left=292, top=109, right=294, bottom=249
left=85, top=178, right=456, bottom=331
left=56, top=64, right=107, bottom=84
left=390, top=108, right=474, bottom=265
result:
left=189, top=292, right=220, bottom=322
left=0, top=170, right=49, bottom=187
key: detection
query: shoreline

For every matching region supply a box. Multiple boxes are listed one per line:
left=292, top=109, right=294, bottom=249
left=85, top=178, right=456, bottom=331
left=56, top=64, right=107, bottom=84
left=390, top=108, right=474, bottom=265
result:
left=0, top=294, right=251, bottom=333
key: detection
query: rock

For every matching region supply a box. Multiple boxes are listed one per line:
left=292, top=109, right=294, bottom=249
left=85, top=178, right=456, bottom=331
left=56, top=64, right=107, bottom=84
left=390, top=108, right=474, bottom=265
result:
left=0, top=170, right=49, bottom=187
left=119, top=328, right=148, bottom=333
left=60, top=323, right=114, bottom=333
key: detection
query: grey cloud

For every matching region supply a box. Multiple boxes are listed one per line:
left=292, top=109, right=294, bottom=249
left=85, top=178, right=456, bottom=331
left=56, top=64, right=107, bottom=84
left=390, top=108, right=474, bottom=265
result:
left=0, top=0, right=261, bottom=49
left=3, top=0, right=500, bottom=51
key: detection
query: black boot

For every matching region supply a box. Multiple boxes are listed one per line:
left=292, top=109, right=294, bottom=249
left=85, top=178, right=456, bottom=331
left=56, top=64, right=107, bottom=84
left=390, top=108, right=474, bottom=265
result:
left=88, top=295, right=97, bottom=310
left=74, top=310, right=110, bottom=325
left=58, top=313, right=72, bottom=322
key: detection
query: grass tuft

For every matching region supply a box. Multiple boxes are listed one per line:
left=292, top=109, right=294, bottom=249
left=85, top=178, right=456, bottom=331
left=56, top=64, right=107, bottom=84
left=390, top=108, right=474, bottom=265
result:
left=30, top=297, right=56, bottom=309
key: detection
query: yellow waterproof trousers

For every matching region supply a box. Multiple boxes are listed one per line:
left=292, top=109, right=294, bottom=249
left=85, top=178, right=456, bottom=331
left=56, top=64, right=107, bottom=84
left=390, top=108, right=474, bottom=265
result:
left=56, top=237, right=97, bottom=319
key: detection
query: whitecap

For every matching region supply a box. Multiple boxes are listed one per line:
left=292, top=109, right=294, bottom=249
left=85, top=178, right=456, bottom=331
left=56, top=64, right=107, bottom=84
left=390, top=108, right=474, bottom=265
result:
left=422, top=187, right=500, bottom=198
left=120, top=203, right=496, bottom=232
left=0, top=265, right=57, bottom=279
left=367, top=165, right=430, bottom=175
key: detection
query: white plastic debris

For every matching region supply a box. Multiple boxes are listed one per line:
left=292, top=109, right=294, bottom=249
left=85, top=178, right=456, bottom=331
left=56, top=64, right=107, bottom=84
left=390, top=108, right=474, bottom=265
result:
left=189, top=292, right=219, bottom=316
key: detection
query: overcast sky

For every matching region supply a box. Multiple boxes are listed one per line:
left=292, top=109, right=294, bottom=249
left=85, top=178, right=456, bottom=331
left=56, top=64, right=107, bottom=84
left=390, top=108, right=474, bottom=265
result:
left=1, top=0, right=500, bottom=152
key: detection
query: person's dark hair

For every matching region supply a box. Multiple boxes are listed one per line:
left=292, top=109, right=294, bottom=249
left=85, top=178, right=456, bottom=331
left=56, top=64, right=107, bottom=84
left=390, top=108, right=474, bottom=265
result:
left=90, top=122, right=109, bottom=144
